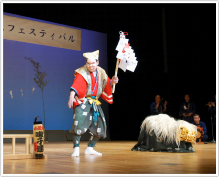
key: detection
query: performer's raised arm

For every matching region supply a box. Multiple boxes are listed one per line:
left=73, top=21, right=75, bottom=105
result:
left=100, top=76, right=118, bottom=104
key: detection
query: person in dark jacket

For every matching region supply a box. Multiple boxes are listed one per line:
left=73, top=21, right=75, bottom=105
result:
left=179, top=94, right=196, bottom=123
left=192, top=114, right=208, bottom=142
left=150, top=95, right=167, bottom=115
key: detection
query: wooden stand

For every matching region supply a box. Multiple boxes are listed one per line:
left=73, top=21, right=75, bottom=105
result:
left=196, top=131, right=204, bottom=144
left=3, top=134, right=34, bottom=159
left=196, top=138, right=204, bottom=144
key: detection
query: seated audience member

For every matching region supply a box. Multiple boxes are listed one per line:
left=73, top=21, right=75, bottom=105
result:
left=179, top=94, right=196, bottom=123
left=192, top=114, right=208, bottom=142
left=150, top=95, right=167, bottom=115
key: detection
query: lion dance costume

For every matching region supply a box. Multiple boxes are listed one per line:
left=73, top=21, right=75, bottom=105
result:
left=132, top=114, right=197, bottom=152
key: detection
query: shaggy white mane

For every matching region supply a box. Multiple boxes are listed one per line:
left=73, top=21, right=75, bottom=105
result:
left=140, top=114, right=197, bottom=146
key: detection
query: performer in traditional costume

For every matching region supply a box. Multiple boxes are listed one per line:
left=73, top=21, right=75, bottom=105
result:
left=132, top=114, right=197, bottom=152
left=68, top=50, right=118, bottom=157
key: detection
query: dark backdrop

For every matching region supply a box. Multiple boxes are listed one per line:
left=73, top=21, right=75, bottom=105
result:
left=3, top=3, right=216, bottom=141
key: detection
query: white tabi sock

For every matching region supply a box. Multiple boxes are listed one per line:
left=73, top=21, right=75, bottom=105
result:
left=71, top=147, right=80, bottom=157
left=84, top=147, right=102, bottom=156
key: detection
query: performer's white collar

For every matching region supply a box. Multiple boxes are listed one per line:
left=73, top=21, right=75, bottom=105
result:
left=92, top=71, right=97, bottom=77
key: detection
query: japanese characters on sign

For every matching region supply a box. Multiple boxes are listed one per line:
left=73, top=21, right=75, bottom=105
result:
left=34, top=125, right=43, bottom=130
left=35, top=131, right=44, bottom=152
left=34, top=125, right=44, bottom=153
left=3, top=15, right=81, bottom=51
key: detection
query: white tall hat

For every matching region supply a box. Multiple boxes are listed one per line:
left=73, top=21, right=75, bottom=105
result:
left=83, top=50, right=99, bottom=60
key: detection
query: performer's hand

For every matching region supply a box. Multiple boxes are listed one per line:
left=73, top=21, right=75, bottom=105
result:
left=68, top=91, right=76, bottom=108
left=188, top=113, right=193, bottom=116
left=183, top=113, right=186, bottom=117
left=111, top=76, right=119, bottom=85
left=211, top=102, right=215, bottom=107
left=164, top=101, right=168, bottom=108
left=206, top=102, right=212, bottom=107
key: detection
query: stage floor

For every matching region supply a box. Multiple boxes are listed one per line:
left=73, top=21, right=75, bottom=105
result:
left=3, top=141, right=217, bottom=175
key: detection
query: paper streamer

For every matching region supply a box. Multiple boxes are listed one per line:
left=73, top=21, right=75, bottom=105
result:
left=9, top=90, right=13, bottom=99
left=115, top=31, right=138, bottom=72
left=5, top=86, right=36, bottom=98
left=21, top=89, right=23, bottom=97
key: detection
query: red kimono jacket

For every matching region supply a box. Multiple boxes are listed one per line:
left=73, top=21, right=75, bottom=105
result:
left=70, top=68, right=113, bottom=109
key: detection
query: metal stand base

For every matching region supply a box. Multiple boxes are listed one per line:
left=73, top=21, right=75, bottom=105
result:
left=209, top=140, right=216, bottom=143
left=209, top=106, right=216, bottom=144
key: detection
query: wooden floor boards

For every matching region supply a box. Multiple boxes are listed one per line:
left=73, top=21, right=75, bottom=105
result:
left=3, top=141, right=216, bottom=174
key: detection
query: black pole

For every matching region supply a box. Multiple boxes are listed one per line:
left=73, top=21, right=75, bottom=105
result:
left=209, top=106, right=216, bottom=143
left=162, top=7, right=168, bottom=74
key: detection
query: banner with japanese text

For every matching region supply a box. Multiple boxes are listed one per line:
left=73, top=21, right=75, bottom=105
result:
left=3, top=15, right=81, bottom=51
